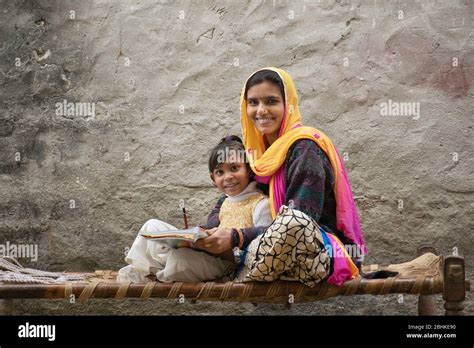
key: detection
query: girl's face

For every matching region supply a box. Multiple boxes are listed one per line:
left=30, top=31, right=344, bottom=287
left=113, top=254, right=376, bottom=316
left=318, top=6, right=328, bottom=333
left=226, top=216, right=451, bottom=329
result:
left=210, top=161, right=250, bottom=196
left=246, top=81, right=285, bottom=142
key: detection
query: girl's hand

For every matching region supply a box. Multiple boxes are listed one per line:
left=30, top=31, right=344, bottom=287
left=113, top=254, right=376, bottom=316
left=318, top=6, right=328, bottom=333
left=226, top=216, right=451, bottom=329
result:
left=194, top=228, right=232, bottom=254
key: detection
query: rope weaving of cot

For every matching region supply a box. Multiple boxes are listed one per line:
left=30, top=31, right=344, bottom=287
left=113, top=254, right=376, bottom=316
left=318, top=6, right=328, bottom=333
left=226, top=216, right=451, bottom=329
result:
left=167, top=282, right=184, bottom=300
left=78, top=282, right=100, bottom=303
left=195, top=281, right=214, bottom=300
left=65, top=274, right=444, bottom=303
left=241, top=282, right=254, bottom=301
left=0, top=257, right=85, bottom=284
left=1, top=253, right=449, bottom=302
left=220, top=282, right=234, bottom=301
left=64, top=281, right=158, bottom=302
left=115, top=281, right=131, bottom=299
left=140, top=282, right=156, bottom=299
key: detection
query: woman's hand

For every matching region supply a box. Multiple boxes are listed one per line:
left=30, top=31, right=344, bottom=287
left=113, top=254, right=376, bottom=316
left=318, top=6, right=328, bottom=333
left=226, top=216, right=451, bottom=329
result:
left=194, top=228, right=232, bottom=254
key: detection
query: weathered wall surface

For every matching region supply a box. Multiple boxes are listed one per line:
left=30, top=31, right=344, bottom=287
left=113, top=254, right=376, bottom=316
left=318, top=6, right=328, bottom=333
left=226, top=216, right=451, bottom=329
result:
left=0, top=0, right=472, bottom=315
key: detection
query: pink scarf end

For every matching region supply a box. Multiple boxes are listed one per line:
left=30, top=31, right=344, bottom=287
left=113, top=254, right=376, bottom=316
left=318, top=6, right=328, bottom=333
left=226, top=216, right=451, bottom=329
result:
left=326, top=234, right=355, bottom=286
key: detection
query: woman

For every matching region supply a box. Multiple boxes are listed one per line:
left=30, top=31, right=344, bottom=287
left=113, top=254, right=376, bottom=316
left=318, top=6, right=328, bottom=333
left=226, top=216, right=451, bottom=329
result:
left=196, top=67, right=366, bottom=286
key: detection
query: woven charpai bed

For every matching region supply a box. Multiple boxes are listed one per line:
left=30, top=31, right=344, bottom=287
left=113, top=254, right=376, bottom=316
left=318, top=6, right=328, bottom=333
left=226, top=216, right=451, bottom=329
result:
left=0, top=247, right=469, bottom=315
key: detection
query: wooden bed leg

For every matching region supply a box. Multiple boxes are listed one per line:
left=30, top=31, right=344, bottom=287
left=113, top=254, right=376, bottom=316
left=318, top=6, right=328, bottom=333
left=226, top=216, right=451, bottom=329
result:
left=417, top=246, right=438, bottom=315
left=443, top=255, right=466, bottom=316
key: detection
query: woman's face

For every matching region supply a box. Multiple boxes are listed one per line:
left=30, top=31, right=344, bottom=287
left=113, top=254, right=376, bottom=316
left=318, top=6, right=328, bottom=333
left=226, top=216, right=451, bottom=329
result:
left=246, top=81, right=285, bottom=141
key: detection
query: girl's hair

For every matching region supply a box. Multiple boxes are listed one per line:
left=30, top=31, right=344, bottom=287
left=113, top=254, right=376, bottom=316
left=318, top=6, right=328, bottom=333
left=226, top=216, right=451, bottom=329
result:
left=244, top=69, right=285, bottom=102
left=208, top=135, right=254, bottom=180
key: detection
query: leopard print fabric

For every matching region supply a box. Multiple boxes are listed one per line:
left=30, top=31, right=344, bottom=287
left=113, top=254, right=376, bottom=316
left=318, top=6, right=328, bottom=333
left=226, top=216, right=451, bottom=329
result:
left=234, top=205, right=331, bottom=287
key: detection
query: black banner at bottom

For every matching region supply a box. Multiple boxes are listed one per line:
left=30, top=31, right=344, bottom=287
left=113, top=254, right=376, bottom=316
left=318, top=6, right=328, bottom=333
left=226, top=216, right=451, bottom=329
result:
left=0, top=315, right=473, bottom=346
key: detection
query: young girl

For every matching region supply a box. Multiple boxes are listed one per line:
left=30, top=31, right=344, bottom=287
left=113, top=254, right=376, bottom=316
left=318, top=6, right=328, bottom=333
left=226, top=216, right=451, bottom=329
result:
left=117, top=135, right=273, bottom=283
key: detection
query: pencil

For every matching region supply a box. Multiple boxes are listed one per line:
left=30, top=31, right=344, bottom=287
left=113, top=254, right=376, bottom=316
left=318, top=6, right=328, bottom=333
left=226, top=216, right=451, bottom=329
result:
left=182, top=207, right=189, bottom=229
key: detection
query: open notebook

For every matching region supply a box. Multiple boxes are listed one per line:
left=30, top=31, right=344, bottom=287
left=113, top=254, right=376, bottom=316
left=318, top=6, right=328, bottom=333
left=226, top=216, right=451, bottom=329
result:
left=140, top=226, right=208, bottom=248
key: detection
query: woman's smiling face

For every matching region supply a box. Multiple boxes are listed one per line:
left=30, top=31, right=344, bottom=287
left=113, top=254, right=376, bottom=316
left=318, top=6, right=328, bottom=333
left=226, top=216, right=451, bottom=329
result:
left=246, top=80, right=285, bottom=143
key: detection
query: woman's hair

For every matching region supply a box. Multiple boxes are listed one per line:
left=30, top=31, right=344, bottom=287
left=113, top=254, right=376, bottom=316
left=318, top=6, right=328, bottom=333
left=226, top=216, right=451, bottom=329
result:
left=244, top=69, right=285, bottom=102
left=208, top=135, right=254, bottom=179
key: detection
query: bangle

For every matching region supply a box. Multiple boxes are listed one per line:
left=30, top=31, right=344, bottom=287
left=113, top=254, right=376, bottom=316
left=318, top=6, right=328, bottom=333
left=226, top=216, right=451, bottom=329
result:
left=230, top=228, right=239, bottom=248
left=237, top=228, right=244, bottom=249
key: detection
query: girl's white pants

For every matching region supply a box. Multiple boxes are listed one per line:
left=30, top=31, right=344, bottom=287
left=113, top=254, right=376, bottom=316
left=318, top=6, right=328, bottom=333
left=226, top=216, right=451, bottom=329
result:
left=117, top=219, right=233, bottom=283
